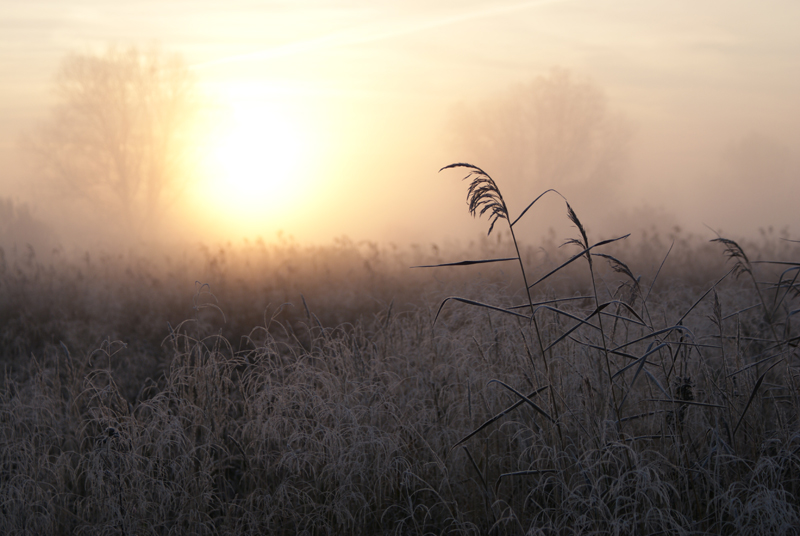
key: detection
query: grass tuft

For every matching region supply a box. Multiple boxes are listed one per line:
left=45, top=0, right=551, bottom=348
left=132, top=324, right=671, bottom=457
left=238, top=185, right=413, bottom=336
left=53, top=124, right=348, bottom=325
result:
left=0, top=167, right=799, bottom=534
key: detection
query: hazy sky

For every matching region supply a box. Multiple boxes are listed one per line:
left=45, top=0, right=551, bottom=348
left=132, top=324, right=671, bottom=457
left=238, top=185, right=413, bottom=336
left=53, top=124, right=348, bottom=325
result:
left=1, top=0, right=798, bottom=247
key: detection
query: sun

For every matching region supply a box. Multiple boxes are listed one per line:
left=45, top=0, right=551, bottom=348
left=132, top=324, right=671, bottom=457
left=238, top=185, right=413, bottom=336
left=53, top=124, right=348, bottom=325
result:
left=197, top=96, right=312, bottom=231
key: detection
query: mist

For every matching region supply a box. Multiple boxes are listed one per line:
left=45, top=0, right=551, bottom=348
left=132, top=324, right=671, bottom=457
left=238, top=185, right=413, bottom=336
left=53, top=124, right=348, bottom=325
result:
left=5, top=5, right=800, bottom=532
left=1, top=0, right=799, bottom=255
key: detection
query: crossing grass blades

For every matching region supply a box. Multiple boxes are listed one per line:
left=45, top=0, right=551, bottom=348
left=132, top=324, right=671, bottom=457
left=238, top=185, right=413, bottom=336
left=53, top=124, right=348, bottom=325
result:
left=416, top=162, right=800, bottom=535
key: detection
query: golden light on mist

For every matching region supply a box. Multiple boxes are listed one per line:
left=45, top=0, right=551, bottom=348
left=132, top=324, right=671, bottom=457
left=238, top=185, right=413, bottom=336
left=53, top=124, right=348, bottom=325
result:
left=3, top=1, right=800, bottom=248
left=192, top=91, right=319, bottom=235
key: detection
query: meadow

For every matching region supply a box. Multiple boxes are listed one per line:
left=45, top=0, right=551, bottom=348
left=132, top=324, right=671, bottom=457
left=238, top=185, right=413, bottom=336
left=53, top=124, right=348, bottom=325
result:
left=1, top=178, right=799, bottom=535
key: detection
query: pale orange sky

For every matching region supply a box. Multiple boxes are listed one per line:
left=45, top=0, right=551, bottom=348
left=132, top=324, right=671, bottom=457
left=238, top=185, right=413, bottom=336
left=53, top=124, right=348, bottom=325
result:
left=1, top=0, right=798, bottom=247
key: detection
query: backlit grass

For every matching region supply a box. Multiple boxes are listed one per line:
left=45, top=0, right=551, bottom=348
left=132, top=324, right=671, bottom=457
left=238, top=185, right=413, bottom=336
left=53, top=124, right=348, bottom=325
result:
left=1, top=174, right=798, bottom=534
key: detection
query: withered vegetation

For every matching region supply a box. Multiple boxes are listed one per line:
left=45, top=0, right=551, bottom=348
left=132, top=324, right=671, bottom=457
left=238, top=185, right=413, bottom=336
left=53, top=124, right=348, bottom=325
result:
left=1, top=173, right=799, bottom=535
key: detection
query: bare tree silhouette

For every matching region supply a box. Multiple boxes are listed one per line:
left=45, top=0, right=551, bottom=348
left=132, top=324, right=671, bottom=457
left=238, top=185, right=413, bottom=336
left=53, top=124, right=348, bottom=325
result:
left=25, top=46, right=201, bottom=239
left=450, top=69, right=630, bottom=209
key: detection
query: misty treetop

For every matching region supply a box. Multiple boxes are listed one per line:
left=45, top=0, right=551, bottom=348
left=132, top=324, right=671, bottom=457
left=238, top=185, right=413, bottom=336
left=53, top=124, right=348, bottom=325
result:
left=24, top=47, right=202, bottom=240
left=450, top=69, right=631, bottom=212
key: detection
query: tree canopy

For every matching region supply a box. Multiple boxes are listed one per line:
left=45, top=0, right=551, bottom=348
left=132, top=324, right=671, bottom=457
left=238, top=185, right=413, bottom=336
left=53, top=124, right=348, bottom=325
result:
left=450, top=69, right=630, bottom=206
left=27, top=47, right=201, bottom=240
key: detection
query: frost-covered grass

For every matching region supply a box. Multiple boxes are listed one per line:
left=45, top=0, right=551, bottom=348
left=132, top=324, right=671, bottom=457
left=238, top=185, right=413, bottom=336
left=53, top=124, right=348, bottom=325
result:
left=1, top=187, right=799, bottom=534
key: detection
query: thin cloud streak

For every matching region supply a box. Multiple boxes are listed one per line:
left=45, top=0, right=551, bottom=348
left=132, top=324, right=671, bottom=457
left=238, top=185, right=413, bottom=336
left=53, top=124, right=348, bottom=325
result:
left=191, top=0, right=570, bottom=69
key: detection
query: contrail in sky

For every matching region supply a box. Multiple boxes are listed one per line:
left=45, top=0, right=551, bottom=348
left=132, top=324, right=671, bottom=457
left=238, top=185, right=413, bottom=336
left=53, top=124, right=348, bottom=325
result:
left=192, top=0, right=568, bottom=69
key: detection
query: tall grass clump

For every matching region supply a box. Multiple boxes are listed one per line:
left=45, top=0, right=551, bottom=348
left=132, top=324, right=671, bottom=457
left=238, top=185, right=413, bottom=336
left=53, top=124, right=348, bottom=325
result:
left=0, top=165, right=799, bottom=534
left=420, top=163, right=800, bottom=534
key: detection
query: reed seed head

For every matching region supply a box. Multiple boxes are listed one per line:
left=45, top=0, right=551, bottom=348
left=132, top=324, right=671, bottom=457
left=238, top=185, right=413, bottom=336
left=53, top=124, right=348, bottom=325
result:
left=441, top=162, right=508, bottom=235
left=711, top=237, right=752, bottom=278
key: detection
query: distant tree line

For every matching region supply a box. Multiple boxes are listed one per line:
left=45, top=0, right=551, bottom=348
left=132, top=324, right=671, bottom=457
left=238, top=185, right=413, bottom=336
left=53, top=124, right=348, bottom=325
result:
left=450, top=68, right=631, bottom=206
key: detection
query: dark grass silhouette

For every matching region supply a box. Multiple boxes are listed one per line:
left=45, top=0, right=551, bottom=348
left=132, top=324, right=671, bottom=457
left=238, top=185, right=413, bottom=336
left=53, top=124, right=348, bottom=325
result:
left=1, top=169, right=799, bottom=534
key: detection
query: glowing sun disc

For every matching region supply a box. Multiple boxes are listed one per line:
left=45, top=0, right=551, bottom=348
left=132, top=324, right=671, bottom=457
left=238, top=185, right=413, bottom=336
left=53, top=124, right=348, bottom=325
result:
left=203, top=99, right=308, bottom=223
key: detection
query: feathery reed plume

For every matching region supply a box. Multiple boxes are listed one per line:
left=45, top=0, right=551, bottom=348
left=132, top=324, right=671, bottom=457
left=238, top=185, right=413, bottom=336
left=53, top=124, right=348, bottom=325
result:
left=593, top=253, right=640, bottom=293
left=711, top=237, right=752, bottom=279
left=563, top=202, right=592, bottom=268
left=712, top=236, right=777, bottom=330
left=440, top=163, right=508, bottom=236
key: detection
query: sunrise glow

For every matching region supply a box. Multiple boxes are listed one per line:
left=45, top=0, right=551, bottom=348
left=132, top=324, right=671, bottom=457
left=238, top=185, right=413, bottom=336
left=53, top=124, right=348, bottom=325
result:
left=4, top=3, right=800, bottom=533
left=196, top=95, right=315, bottom=232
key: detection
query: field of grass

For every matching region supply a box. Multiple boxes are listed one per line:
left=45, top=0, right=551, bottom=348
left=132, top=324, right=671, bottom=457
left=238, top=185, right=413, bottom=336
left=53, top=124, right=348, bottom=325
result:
left=1, top=175, right=799, bottom=535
